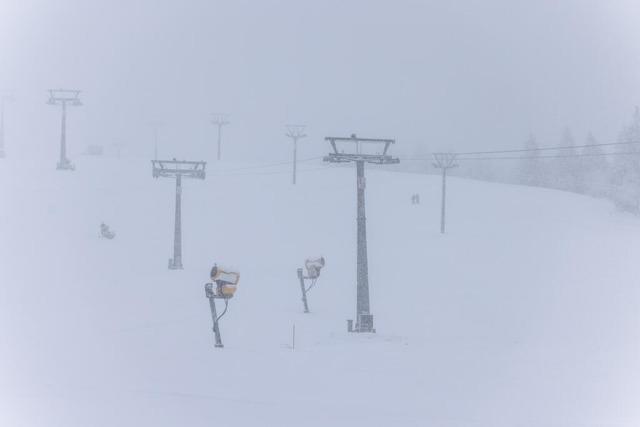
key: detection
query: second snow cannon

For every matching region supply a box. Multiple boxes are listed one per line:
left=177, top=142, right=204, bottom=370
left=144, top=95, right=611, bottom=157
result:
left=297, top=256, right=326, bottom=313
left=304, top=257, right=325, bottom=279
left=100, top=222, right=116, bottom=239
left=204, top=264, right=240, bottom=349
left=207, top=265, right=240, bottom=299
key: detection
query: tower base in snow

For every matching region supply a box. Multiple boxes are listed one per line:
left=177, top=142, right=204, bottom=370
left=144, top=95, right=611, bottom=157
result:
left=57, top=158, right=75, bottom=170
left=168, top=258, right=183, bottom=270
left=347, top=314, right=375, bottom=333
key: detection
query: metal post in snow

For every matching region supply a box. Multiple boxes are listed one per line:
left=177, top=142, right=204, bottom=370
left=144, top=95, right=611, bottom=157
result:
left=297, top=268, right=310, bottom=313
left=207, top=296, right=224, bottom=348
left=171, top=174, right=183, bottom=269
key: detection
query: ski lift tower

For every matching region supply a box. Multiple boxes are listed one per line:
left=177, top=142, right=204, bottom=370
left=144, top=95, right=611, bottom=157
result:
left=324, top=134, right=399, bottom=333
left=152, top=159, right=206, bottom=270
left=286, top=125, right=307, bottom=185
left=47, top=89, right=82, bottom=170
left=211, top=114, right=230, bottom=161
left=432, top=153, right=458, bottom=234
left=0, top=91, right=13, bottom=158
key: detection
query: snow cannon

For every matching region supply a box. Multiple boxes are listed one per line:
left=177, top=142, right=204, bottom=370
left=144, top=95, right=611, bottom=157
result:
left=304, top=257, right=325, bottom=279
left=208, top=265, right=240, bottom=299
left=100, top=223, right=116, bottom=240
left=297, top=256, right=326, bottom=313
left=205, top=264, right=240, bottom=349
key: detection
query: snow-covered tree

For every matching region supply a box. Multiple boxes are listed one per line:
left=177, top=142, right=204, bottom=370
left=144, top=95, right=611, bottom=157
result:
left=579, top=133, right=608, bottom=197
left=609, top=107, right=640, bottom=212
left=549, top=128, right=581, bottom=192
left=518, top=134, right=543, bottom=186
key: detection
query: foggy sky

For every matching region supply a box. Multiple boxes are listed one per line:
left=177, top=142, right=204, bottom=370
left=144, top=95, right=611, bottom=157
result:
left=1, top=0, right=639, bottom=163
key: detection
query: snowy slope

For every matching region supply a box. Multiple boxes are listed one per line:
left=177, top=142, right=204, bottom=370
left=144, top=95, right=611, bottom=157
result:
left=1, top=156, right=639, bottom=427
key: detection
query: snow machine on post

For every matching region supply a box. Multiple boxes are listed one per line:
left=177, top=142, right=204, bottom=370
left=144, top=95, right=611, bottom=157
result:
left=297, top=257, right=325, bottom=313
left=205, top=264, right=240, bottom=348
left=100, top=223, right=115, bottom=239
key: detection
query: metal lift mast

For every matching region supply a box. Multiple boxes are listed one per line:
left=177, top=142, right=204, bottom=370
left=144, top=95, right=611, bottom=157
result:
left=324, top=134, right=399, bottom=333
left=152, top=159, right=206, bottom=269
left=0, top=92, right=13, bottom=158
left=211, top=114, right=230, bottom=161
left=432, top=153, right=458, bottom=234
left=47, top=89, right=82, bottom=170
left=286, top=125, right=307, bottom=185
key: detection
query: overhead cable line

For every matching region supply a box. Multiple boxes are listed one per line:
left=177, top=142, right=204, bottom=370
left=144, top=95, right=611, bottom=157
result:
left=210, top=165, right=333, bottom=177
left=455, top=150, right=640, bottom=161
left=446, top=140, right=640, bottom=157
left=212, top=156, right=322, bottom=173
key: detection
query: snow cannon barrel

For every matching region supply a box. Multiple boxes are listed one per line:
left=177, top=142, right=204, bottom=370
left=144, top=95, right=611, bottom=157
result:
left=304, top=257, right=325, bottom=279
left=209, top=265, right=240, bottom=299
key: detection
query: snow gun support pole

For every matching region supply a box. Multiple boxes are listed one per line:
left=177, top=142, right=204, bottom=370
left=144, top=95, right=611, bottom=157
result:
left=152, top=159, right=206, bottom=269
left=324, top=135, right=398, bottom=333
left=432, top=153, right=458, bottom=234
left=206, top=293, right=224, bottom=348
left=297, top=268, right=310, bottom=313
left=205, top=266, right=239, bottom=349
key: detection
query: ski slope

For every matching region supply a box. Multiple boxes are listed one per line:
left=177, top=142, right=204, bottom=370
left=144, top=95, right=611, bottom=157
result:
left=1, top=156, right=639, bottom=426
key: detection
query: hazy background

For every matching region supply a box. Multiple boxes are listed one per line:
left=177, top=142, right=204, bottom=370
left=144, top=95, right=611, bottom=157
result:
left=1, top=0, right=639, bottom=162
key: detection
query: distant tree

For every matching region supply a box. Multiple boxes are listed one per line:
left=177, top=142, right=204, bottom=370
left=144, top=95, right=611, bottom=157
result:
left=518, top=134, right=543, bottom=186
left=551, top=128, right=581, bottom=192
left=579, top=133, right=608, bottom=197
left=409, top=141, right=431, bottom=174
left=610, top=107, right=640, bottom=212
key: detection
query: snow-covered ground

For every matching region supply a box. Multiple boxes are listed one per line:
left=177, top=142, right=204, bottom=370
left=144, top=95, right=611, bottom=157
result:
left=1, top=156, right=639, bottom=426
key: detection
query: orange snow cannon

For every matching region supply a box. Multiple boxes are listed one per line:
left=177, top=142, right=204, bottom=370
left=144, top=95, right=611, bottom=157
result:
left=209, top=265, right=240, bottom=299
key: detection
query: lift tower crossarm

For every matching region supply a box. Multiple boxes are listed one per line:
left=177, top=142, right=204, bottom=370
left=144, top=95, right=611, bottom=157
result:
left=325, top=136, right=396, bottom=156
